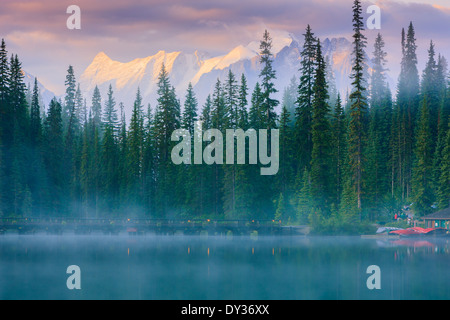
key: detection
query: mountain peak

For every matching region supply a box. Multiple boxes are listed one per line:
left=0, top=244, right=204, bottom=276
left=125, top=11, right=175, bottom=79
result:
left=94, top=51, right=111, bottom=60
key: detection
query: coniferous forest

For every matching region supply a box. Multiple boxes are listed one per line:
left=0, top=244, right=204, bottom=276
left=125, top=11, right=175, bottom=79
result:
left=0, top=1, right=449, bottom=234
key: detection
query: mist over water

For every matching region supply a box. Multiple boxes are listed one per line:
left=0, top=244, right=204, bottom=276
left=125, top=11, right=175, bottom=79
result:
left=1, top=234, right=450, bottom=300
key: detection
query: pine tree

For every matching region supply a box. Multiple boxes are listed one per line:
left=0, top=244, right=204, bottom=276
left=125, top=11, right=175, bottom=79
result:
left=421, top=41, right=441, bottom=148
left=127, top=87, right=145, bottom=206
left=283, top=76, right=299, bottom=127
left=224, top=70, right=239, bottom=129
left=30, top=77, right=41, bottom=145
left=295, top=168, right=313, bottom=224
left=394, top=22, right=420, bottom=202
left=331, top=94, right=347, bottom=205
left=295, top=24, right=317, bottom=173
left=237, top=73, right=249, bottom=129
left=211, top=78, right=228, bottom=131
left=347, top=0, right=368, bottom=213
left=259, top=30, right=279, bottom=129
left=0, top=39, right=10, bottom=146
left=370, top=33, right=388, bottom=112
left=118, top=105, right=130, bottom=210
left=153, top=63, right=181, bottom=216
left=325, top=55, right=338, bottom=108
left=437, top=116, right=450, bottom=209
left=64, top=65, right=77, bottom=133
left=366, top=33, right=392, bottom=220
left=249, top=82, right=263, bottom=129
left=277, top=103, right=293, bottom=194
left=75, top=83, right=84, bottom=129
left=309, top=40, right=332, bottom=212
left=412, top=96, right=434, bottom=216
left=209, top=78, right=226, bottom=216
left=180, top=83, right=199, bottom=216
left=91, top=85, right=102, bottom=129
left=8, top=54, right=29, bottom=216
left=43, top=99, right=65, bottom=214
left=182, top=82, right=198, bottom=135
left=142, top=104, right=155, bottom=215
left=103, top=84, right=119, bottom=131
left=101, top=115, right=119, bottom=214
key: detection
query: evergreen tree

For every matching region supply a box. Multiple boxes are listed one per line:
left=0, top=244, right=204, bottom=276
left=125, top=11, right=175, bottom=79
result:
left=295, top=168, right=313, bottom=224
left=43, top=99, right=65, bottom=215
left=30, top=77, right=41, bottom=145
left=278, top=102, right=293, bottom=189
left=153, top=63, right=181, bottom=216
left=8, top=54, right=29, bottom=216
left=0, top=39, right=10, bottom=148
left=309, top=40, right=333, bottom=212
left=412, top=96, right=434, bottom=216
left=182, top=82, right=198, bottom=135
left=101, top=115, right=119, bottom=214
left=325, top=55, right=338, bottom=108
left=366, top=33, right=392, bottom=220
left=91, top=85, right=102, bottom=129
left=103, top=84, right=119, bottom=131
left=370, top=33, right=388, bottom=111
left=180, top=83, right=199, bottom=216
left=249, top=82, right=263, bottom=129
left=331, top=94, right=347, bottom=205
left=347, top=0, right=368, bottom=213
left=283, top=76, right=299, bottom=127
left=127, top=87, right=145, bottom=207
left=437, top=116, right=450, bottom=209
left=224, top=70, right=239, bottom=129
left=394, top=22, right=420, bottom=201
left=237, top=73, right=249, bottom=129
left=64, top=65, right=77, bottom=133
left=259, top=30, right=279, bottom=129
left=421, top=41, right=441, bottom=148
left=295, top=24, right=317, bottom=172
left=209, top=78, right=226, bottom=216
left=75, top=84, right=84, bottom=129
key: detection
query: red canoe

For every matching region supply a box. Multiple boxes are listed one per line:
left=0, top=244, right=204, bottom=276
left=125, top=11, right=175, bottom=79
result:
left=389, top=227, right=447, bottom=236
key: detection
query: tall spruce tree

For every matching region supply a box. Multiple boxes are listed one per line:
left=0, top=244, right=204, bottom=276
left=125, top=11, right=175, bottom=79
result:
left=331, top=94, right=347, bottom=205
left=43, top=99, right=65, bottom=215
left=366, top=33, right=392, bottom=220
left=259, top=30, right=279, bottom=129
left=153, top=63, right=181, bottom=217
left=91, top=85, right=102, bottom=129
left=309, top=40, right=332, bottom=212
left=237, top=73, right=249, bottom=129
left=394, top=22, right=420, bottom=202
left=127, top=87, right=145, bottom=207
left=30, top=78, right=41, bottom=145
left=437, top=116, right=450, bottom=209
left=295, top=25, right=317, bottom=173
left=182, top=82, right=198, bottom=135
left=347, top=0, right=368, bottom=214
left=412, top=96, right=434, bottom=216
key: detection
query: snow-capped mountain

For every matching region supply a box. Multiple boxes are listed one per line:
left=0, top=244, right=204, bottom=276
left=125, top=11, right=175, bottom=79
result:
left=79, top=31, right=377, bottom=120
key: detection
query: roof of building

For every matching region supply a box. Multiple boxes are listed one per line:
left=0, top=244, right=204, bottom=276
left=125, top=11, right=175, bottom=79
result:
left=423, top=207, right=450, bottom=220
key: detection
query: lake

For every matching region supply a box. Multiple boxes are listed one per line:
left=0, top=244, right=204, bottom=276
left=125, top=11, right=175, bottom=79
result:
left=1, top=234, right=450, bottom=300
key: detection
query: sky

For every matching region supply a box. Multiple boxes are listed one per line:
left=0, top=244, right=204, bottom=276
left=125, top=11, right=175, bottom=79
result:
left=0, top=0, right=449, bottom=96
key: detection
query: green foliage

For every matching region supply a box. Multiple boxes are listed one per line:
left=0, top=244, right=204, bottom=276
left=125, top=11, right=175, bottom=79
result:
left=0, top=9, right=448, bottom=233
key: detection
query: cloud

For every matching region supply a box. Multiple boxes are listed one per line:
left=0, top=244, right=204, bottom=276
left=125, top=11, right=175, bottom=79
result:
left=0, top=0, right=448, bottom=95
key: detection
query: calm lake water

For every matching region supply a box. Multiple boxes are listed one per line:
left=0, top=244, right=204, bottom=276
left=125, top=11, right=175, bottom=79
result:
left=1, top=234, right=450, bottom=300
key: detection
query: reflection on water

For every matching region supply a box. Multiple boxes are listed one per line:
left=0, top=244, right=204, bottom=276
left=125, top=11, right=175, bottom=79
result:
left=1, top=235, right=450, bottom=300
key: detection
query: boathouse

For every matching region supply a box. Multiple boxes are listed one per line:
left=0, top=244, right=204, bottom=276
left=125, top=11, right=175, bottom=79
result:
left=423, top=207, right=450, bottom=230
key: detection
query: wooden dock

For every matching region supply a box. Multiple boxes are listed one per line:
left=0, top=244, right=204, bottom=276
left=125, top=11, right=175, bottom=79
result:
left=0, top=218, right=308, bottom=236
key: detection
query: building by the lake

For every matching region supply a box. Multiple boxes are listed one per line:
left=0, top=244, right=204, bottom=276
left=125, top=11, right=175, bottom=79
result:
left=423, top=207, right=450, bottom=230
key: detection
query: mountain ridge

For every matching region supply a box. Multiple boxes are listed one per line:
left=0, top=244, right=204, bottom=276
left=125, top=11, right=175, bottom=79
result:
left=77, top=32, right=385, bottom=121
